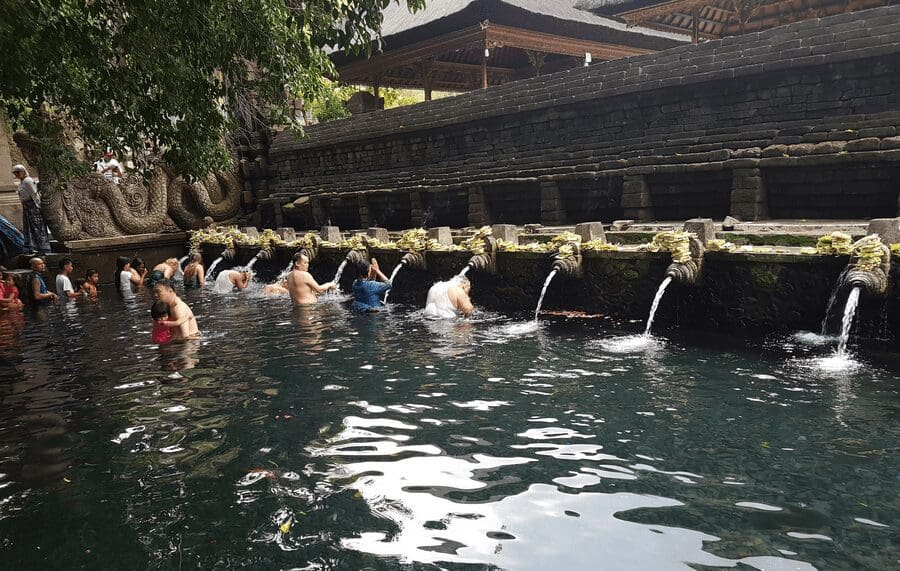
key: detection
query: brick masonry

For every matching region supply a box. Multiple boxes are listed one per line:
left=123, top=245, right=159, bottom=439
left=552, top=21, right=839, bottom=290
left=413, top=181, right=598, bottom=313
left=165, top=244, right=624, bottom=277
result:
left=256, top=6, right=900, bottom=228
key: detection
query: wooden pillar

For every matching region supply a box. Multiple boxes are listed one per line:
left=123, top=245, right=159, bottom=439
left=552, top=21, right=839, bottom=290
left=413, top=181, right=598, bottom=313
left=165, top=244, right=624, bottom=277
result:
left=692, top=8, right=700, bottom=44
left=420, top=59, right=434, bottom=101
left=525, top=50, right=546, bottom=78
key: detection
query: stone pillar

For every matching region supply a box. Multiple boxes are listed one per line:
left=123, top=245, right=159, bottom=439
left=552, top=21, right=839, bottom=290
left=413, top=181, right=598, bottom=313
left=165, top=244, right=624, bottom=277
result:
left=357, top=194, right=371, bottom=229
left=410, top=191, right=424, bottom=227
left=0, top=119, right=22, bottom=228
left=310, top=196, right=327, bottom=228
left=277, top=227, right=296, bottom=241
left=683, top=218, right=715, bottom=245
left=540, top=180, right=565, bottom=226
left=467, top=185, right=486, bottom=227
left=576, top=222, right=606, bottom=243
left=272, top=204, right=284, bottom=228
left=730, top=168, right=768, bottom=221
left=621, top=174, right=654, bottom=221
left=866, top=218, right=900, bottom=245
left=491, top=224, right=518, bottom=243
left=366, top=227, right=390, bottom=242
left=320, top=226, right=341, bottom=243
left=427, top=226, right=453, bottom=246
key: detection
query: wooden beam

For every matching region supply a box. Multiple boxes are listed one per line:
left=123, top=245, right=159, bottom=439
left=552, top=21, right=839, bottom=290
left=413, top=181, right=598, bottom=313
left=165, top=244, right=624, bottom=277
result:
left=484, top=24, right=657, bottom=59
left=618, top=0, right=710, bottom=23
left=337, top=25, right=486, bottom=80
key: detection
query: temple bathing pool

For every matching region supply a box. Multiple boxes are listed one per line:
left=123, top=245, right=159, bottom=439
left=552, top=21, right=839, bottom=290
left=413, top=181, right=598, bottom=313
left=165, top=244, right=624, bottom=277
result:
left=0, top=289, right=897, bottom=569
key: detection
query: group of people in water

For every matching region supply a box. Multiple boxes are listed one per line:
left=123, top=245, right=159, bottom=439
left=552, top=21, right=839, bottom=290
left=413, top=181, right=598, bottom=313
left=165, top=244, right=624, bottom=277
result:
left=2, top=248, right=476, bottom=345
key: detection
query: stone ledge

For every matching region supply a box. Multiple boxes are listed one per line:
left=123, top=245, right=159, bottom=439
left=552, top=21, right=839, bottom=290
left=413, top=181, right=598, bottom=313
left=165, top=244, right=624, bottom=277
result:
left=66, top=232, right=188, bottom=253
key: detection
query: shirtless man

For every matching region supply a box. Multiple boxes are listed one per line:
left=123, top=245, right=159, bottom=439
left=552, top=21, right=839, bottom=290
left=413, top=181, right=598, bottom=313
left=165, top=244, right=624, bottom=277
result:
left=153, top=280, right=199, bottom=340
left=287, top=252, right=335, bottom=305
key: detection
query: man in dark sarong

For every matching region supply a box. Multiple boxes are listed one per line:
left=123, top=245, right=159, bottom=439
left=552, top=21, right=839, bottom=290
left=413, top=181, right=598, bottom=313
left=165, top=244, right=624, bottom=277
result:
left=12, top=165, right=50, bottom=255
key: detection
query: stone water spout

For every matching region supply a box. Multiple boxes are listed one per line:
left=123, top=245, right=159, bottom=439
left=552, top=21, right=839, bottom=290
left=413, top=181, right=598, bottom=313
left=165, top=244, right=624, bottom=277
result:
left=665, top=236, right=705, bottom=286
left=843, top=236, right=891, bottom=298
left=400, top=251, right=426, bottom=271
left=221, top=247, right=236, bottom=262
left=466, top=236, right=497, bottom=275
left=551, top=246, right=583, bottom=279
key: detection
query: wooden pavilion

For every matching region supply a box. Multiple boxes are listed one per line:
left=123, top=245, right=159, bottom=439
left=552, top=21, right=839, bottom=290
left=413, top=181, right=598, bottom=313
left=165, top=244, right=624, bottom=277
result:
left=330, top=0, right=689, bottom=100
left=577, top=0, right=897, bottom=43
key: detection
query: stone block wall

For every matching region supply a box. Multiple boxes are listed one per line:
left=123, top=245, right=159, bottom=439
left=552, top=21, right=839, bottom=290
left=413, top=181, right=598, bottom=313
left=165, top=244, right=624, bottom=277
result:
left=265, top=6, right=900, bottom=229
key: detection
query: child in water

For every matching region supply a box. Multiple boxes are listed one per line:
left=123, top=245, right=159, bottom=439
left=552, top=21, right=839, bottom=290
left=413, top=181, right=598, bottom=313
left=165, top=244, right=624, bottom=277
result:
left=80, top=269, right=100, bottom=298
left=150, top=301, right=174, bottom=344
left=0, top=270, right=23, bottom=310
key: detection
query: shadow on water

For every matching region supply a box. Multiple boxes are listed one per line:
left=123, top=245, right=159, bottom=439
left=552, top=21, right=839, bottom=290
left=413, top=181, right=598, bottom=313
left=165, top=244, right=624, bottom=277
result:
left=0, top=290, right=896, bottom=569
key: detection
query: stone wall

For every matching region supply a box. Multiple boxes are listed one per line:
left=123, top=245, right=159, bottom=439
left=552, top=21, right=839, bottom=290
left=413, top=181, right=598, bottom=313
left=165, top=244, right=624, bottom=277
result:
left=257, top=6, right=900, bottom=229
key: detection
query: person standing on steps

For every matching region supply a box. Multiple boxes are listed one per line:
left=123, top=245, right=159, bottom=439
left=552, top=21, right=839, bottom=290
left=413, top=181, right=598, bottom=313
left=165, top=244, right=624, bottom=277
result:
left=12, top=165, right=50, bottom=255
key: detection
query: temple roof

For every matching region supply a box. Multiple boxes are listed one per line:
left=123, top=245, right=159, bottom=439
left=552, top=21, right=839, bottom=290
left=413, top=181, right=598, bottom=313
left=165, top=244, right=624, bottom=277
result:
left=331, top=0, right=689, bottom=92
left=576, top=0, right=896, bottom=40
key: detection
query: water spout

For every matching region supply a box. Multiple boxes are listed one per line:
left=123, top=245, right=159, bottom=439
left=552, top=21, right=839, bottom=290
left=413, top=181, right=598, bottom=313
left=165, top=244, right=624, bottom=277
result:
left=331, top=259, right=349, bottom=289
left=178, top=255, right=189, bottom=269
left=246, top=253, right=262, bottom=271
left=821, top=266, right=851, bottom=334
left=644, top=276, right=673, bottom=336
left=455, top=264, right=472, bottom=280
left=207, top=256, right=224, bottom=282
left=383, top=260, right=407, bottom=304
left=836, top=287, right=861, bottom=357
left=534, top=269, right=559, bottom=321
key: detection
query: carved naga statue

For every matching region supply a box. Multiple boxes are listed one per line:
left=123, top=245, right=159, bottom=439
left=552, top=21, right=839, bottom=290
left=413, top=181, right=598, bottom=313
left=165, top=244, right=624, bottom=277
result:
left=40, top=166, right=243, bottom=241
left=843, top=235, right=892, bottom=297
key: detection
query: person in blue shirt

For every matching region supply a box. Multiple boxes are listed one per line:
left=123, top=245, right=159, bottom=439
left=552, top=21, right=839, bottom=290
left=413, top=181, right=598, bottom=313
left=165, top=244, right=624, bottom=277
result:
left=351, top=257, right=391, bottom=312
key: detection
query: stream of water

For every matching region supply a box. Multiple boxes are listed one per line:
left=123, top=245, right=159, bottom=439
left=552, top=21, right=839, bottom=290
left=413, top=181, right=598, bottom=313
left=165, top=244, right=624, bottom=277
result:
left=836, top=286, right=861, bottom=357
left=534, top=269, right=558, bottom=321
left=383, top=260, right=406, bottom=303
left=644, top=276, right=673, bottom=335
left=206, top=256, right=224, bottom=282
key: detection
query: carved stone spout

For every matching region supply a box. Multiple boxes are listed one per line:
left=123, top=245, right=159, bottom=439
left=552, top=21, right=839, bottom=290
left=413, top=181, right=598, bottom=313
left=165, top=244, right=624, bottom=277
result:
left=844, top=242, right=891, bottom=297
left=401, top=251, right=426, bottom=270
left=299, top=247, right=317, bottom=264
left=345, top=249, right=367, bottom=266
left=551, top=252, right=583, bottom=278
left=221, top=248, right=236, bottom=261
left=467, top=253, right=495, bottom=274
left=257, top=247, right=274, bottom=262
left=664, top=237, right=705, bottom=286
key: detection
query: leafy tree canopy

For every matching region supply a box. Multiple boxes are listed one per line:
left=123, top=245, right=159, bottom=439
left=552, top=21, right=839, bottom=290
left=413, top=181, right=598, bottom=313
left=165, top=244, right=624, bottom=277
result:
left=0, top=0, right=423, bottom=178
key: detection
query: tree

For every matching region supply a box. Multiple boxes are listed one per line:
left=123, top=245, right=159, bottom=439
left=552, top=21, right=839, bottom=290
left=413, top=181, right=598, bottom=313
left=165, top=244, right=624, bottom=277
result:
left=0, top=0, right=423, bottom=179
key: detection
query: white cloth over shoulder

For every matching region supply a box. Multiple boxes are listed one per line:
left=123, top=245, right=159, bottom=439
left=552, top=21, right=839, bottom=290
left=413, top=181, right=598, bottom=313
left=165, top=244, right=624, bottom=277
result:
left=424, top=280, right=458, bottom=319
left=213, top=270, right=235, bottom=294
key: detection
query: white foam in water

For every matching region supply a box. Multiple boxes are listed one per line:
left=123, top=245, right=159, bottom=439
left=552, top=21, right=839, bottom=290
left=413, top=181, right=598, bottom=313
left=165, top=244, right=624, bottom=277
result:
left=792, top=331, right=837, bottom=345
left=502, top=322, right=541, bottom=335
left=598, top=334, right=660, bottom=353
left=810, top=354, right=861, bottom=374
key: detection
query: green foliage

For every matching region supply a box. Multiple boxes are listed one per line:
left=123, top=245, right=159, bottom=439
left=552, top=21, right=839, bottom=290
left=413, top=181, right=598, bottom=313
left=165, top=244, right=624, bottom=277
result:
left=0, top=0, right=423, bottom=177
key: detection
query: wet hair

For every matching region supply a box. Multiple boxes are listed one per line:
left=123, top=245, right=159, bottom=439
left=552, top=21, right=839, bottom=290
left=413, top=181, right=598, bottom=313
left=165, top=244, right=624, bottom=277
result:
left=191, top=252, right=202, bottom=263
left=85, top=269, right=99, bottom=280
left=114, top=256, right=130, bottom=291
left=58, top=256, right=73, bottom=270
left=457, top=277, right=471, bottom=289
left=355, top=260, right=370, bottom=278
left=292, top=251, right=308, bottom=265
left=73, top=278, right=85, bottom=290
left=150, top=301, right=169, bottom=319
left=131, top=256, right=145, bottom=270
left=154, top=279, right=175, bottom=292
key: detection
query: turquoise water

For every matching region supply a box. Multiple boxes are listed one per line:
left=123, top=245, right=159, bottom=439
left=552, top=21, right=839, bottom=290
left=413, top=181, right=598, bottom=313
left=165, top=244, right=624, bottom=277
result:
left=0, top=289, right=897, bottom=569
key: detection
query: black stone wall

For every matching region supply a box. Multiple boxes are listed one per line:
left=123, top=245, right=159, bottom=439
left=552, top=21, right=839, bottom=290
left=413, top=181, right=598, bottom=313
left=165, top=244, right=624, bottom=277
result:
left=263, top=6, right=900, bottom=228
